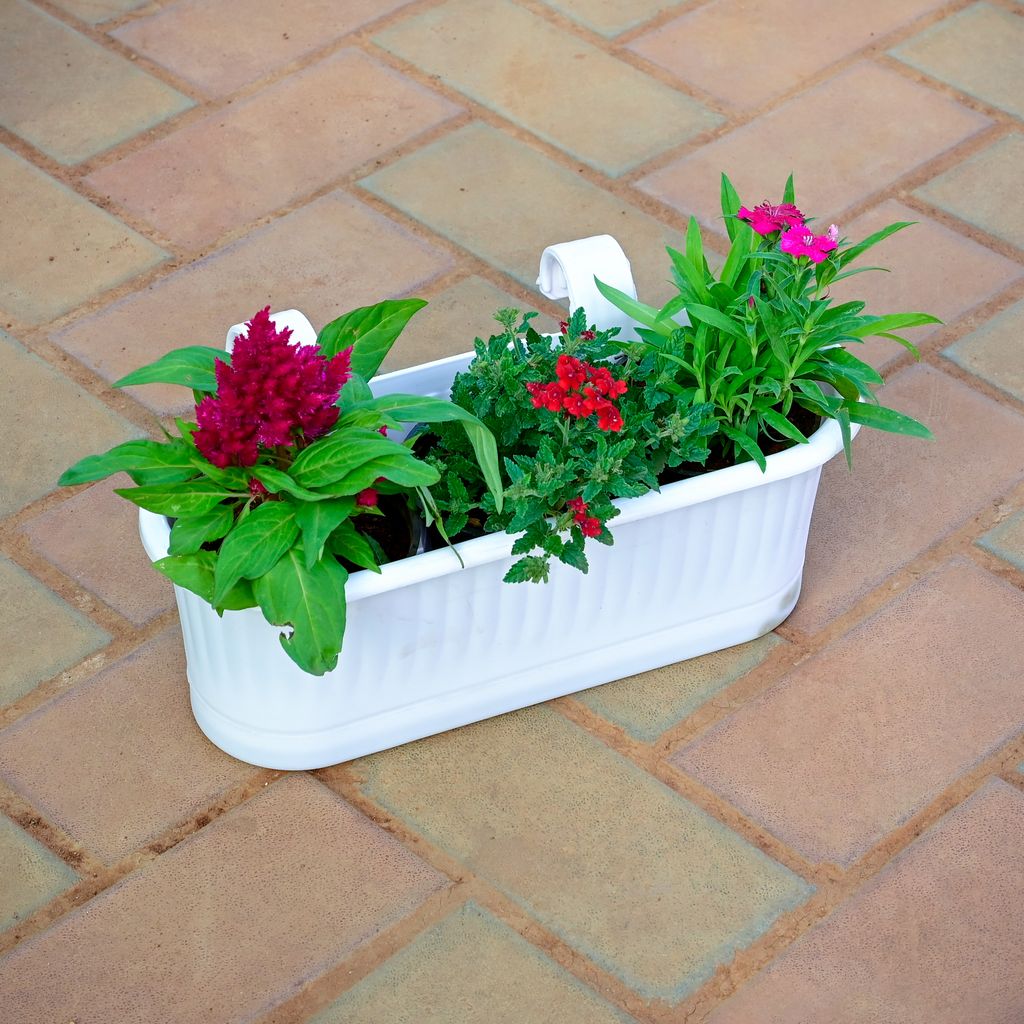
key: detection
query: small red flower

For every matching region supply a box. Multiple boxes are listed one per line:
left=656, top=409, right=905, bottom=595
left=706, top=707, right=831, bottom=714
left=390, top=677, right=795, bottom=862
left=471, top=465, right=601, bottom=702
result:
left=525, top=358, right=626, bottom=432
left=567, top=496, right=588, bottom=515
left=566, top=496, right=602, bottom=537
left=558, top=321, right=595, bottom=341
left=356, top=488, right=379, bottom=508
left=248, top=477, right=268, bottom=499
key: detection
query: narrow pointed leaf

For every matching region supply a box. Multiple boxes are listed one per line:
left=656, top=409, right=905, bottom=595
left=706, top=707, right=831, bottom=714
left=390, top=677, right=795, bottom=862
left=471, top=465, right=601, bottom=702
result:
left=845, top=312, right=942, bottom=338
left=782, top=173, right=796, bottom=205
left=720, top=173, right=742, bottom=241
left=684, top=303, right=747, bottom=340
left=840, top=221, right=914, bottom=268
left=761, top=408, right=810, bottom=445
left=594, top=278, right=673, bottom=337
left=847, top=402, right=933, bottom=439
left=60, top=439, right=197, bottom=487
left=115, top=480, right=243, bottom=517
left=721, top=423, right=767, bottom=471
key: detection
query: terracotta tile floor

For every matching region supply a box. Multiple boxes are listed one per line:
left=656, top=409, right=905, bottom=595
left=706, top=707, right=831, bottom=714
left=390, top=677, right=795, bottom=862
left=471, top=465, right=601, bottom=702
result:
left=2, top=0, right=1023, bottom=1020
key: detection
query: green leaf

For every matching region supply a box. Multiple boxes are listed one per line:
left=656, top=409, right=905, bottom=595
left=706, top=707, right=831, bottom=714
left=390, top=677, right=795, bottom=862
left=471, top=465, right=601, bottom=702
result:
left=290, top=429, right=407, bottom=488
left=594, top=278, right=674, bottom=337
left=168, top=506, right=234, bottom=555
left=114, top=346, right=225, bottom=392
left=845, top=312, right=942, bottom=338
left=666, top=245, right=710, bottom=303
left=720, top=172, right=743, bottom=241
left=761, top=408, right=809, bottom=445
left=213, top=501, right=299, bottom=605
left=328, top=520, right=382, bottom=574
left=719, top=219, right=755, bottom=290
left=685, top=216, right=706, bottom=275
left=153, top=551, right=255, bottom=610
left=60, top=439, right=197, bottom=487
left=295, top=498, right=356, bottom=569
left=847, top=402, right=933, bottom=439
left=317, top=452, right=440, bottom=496
left=782, top=172, right=796, bottom=206
left=253, top=546, right=349, bottom=676
left=115, top=480, right=244, bottom=517
left=317, top=299, right=428, bottom=379
left=685, top=303, right=747, bottom=341
left=251, top=465, right=332, bottom=502
left=346, top=394, right=503, bottom=512
left=840, top=221, right=914, bottom=268
left=721, top=423, right=767, bottom=471
left=836, top=406, right=854, bottom=469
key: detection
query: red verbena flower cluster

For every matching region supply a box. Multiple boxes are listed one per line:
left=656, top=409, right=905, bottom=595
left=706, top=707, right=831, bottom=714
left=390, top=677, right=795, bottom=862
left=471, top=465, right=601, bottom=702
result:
left=566, top=496, right=601, bottom=537
left=525, top=355, right=627, bottom=432
left=194, top=307, right=353, bottom=468
left=559, top=320, right=595, bottom=341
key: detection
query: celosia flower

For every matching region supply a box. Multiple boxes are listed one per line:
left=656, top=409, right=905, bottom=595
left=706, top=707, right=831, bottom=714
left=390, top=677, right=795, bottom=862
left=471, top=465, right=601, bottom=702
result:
left=737, top=201, right=805, bottom=236
left=194, top=307, right=352, bottom=468
left=779, top=224, right=839, bottom=264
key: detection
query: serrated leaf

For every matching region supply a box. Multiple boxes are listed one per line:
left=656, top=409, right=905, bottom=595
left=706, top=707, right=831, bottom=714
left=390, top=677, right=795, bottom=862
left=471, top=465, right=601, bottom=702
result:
left=114, top=346, right=225, bottom=392
left=253, top=546, right=349, bottom=676
left=317, top=299, right=427, bottom=379
left=213, top=501, right=299, bottom=604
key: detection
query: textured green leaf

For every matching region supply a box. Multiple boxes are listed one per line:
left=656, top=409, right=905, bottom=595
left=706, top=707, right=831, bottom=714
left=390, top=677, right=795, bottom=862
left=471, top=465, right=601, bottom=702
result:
left=213, top=501, right=299, bottom=604
left=295, top=498, right=356, bottom=568
left=317, top=299, right=427, bottom=379
left=290, top=429, right=404, bottom=488
left=153, top=551, right=255, bottom=610
left=115, top=480, right=243, bottom=517
left=168, top=506, right=234, bottom=556
left=60, top=439, right=197, bottom=487
left=253, top=546, right=349, bottom=676
left=114, top=346, right=225, bottom=392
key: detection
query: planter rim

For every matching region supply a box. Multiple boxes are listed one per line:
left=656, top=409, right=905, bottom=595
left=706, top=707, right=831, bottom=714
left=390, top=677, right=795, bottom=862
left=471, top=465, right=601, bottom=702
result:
left=138, top=348, right=860, bottom=603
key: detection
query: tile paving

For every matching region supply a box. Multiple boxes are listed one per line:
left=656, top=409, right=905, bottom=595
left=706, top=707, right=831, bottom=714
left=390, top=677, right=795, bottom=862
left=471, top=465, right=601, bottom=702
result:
left=2, top=0, right=1023, bottom=1019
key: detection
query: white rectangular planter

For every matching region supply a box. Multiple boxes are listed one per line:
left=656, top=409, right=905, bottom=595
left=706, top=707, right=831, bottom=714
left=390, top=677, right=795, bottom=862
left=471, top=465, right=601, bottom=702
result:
left=137, top=235, right=856, bottom=769
left=139, top=348, right=850, bottom=769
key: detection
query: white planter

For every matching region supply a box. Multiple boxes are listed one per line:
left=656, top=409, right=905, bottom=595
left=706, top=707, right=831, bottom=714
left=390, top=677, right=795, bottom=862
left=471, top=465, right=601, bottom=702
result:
left=138, top=236, right=856, bottom=769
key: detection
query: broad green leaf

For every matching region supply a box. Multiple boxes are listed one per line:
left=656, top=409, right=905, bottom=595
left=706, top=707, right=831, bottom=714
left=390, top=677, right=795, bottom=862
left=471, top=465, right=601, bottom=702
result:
left=845, top=312, right=942, bottom=338
left=346, top=394, right=503, bottom=512
left=594, top=278, right=674, bottom=337
left=720, top=172, right=742, bottom=241
left=290, top=429, right=404, bottom=488
left=328, top=519, right=383, bottom=574
left=317, top=452, right=440, bottom=496
left=153, top=551, right=255, bottom=610
left=60, top=439, right=197, bottom=487
left=338, top=372, right=374, bottom=409
left=295, top=497, right=356, bottom=569
left=684, top=303, right=748, bottom=341
left=115, top=480, right=243, bottom=517
left=168, top=506, right=234, bottom=555
left=213, top=501, right=299, bottom=604
left=847, top=402, right=933, bottom=439
left=251, top=465, right=331, bottom=502
left=721, top=423, right=767, bottom=471
left=253, top=546, right=349, bottom=676
left=114, top=346, right=225, bottom=392
left=317, top=299, right=427, bottom=379
left=761, top=408, right=809, bottom=445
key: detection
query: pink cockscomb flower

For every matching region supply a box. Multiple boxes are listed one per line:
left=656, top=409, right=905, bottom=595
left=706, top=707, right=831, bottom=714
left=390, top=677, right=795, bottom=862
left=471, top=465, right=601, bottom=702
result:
left=194, top=307, right=353, bottom=468
left=737, top=201, right=805, bottom=237
left=779, top=224, right=839, bottom=264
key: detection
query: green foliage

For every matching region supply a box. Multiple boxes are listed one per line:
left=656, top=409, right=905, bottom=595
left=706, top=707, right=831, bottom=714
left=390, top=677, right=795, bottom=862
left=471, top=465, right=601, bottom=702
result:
left=60, top=298, right=500, bottom=677
left=419, top=310, right=715, bottom=583
left=596, top=172, right=935, bottom=468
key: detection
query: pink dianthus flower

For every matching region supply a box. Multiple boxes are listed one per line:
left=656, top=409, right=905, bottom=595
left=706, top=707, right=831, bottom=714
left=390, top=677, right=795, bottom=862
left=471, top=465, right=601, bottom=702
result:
left=779, top=224, right=839, bottom=264
left=737, top=201, right=805, bottom=236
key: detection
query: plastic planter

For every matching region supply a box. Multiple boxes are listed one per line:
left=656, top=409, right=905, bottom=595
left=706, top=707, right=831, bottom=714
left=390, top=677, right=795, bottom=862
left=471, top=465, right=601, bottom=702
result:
left=138, top=236, right=856, bottom=769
